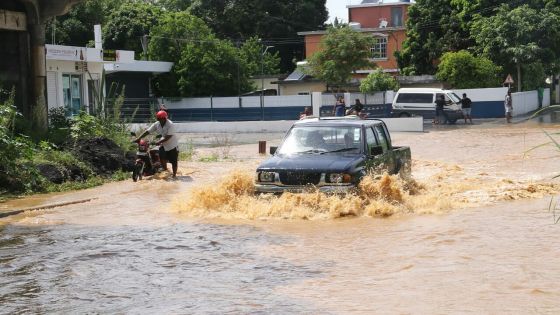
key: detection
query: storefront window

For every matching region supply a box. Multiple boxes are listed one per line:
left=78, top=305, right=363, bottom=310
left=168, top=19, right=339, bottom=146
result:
left=62, top=74, right=82, bottom=117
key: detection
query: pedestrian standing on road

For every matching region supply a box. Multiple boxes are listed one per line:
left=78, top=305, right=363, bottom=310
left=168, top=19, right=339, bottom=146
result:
left=435, top=95, right=448, bottom=124
left=538, top=87, right=544, bottom=109
left=134, top=110, right=179, bottom=178
left=461, top=93, right=473, bottom=124
left=505, top=91, right=513, bottom=123
left=333, top=97, right=346, bottom=117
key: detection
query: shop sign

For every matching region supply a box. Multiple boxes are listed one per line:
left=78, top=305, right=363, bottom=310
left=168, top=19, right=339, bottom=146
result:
left=46, top=45, right=86, bottom=61
left=103, top=49, right=117, bottom=62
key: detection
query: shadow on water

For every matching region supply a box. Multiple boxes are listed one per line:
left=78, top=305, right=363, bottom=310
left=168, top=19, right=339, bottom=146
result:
left=0, top=222, right=328, bottom=313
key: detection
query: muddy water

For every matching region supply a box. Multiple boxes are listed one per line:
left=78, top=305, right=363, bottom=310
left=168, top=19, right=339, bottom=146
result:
left=1, top=122, right=560, bottom=313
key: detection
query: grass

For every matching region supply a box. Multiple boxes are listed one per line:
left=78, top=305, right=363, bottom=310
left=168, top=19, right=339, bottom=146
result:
left=44, top=171, right=129, bottom=193
left=179, top=140, right=195, bottom=161
left=527, top=105, right=560, bottom=223
left=198, top=153, right=219, bottom=162
left=212, top=134, right=233, bottom=159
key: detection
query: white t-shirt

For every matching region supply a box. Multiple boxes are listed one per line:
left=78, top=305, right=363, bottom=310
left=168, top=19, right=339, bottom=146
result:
left=147, top=119, right=178, bottom=151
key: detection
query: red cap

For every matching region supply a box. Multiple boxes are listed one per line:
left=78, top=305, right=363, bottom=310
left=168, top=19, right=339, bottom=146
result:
left=156, top=110, right=168, bottom=120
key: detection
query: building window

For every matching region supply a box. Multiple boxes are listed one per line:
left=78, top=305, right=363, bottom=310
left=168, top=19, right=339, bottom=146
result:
left=391, top=7, right=403, bottom=27
left=371, top=37, right=387, bottom=60
left=62, top=74, right=82, bottom=117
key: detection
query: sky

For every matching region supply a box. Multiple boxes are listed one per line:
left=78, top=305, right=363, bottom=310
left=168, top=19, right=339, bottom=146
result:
left=326, top=0, right=352, bottom=23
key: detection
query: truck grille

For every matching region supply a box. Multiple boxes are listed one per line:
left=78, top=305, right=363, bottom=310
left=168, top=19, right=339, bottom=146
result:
left=279, top=172, right=321, bottom=186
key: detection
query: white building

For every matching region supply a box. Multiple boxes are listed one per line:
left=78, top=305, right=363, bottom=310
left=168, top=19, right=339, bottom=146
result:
left=45, top=44, right=136, bottom=117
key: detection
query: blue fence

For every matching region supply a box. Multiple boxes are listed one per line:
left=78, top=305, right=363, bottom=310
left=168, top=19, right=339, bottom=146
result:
left=168, top=106, right=306, bottom=122
left=320, top=104, right=392, bottom=118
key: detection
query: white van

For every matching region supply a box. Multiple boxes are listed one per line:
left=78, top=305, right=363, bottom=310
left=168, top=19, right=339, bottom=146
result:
left=391, top=88, right=464, bottom=123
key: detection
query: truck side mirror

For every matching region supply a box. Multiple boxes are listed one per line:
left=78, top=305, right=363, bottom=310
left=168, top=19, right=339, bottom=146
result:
left=270, top=146, right=278, bottom=155
left=370, top=145, right=383, bottom=156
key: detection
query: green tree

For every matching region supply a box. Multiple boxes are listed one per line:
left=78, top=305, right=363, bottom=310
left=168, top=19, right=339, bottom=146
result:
left=46, top=0, right=119, bottom=46
left=103, top=2, right=162, bottom=57
left=435, top=50, right=501, bottom=88
left=188, top=0, right=328, bottom=72
left=397, top=0, right=470, bottom=75
left=238, top=36, right=281, bottom=76
left=307, top=26, right=374, bottom=92
left=148, top=12, right=253, bottom=97
left=158, top=0, right=193, bottom=11
left=360, top=69, right=399, bottom=93
left=471, top=4, right=560, bottom=91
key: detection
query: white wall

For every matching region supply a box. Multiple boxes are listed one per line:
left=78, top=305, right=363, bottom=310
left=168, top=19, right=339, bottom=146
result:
left=453, top=87, right=508, bottom=102
left=164, top=95, right=312, bottom=109
left=130, top=117, right=424, bottom=134
left=512, top=91, right=538, bottom=117
left=543, top=88, right=551, bottom=107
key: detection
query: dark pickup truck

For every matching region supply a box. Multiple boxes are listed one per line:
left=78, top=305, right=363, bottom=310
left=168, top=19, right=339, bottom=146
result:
left=254, top=117, right=411, bottom=193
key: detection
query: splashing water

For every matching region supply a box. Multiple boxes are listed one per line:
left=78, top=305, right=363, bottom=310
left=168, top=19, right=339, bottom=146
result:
left=172, top=163, right=560, bottom=220
left=172, top=169, right=464, bottom=220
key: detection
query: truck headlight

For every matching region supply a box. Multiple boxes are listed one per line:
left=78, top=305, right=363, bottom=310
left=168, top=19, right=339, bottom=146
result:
left=327, top=173, right=352, bottom=183
left=258, top=171, right=276, bottom=182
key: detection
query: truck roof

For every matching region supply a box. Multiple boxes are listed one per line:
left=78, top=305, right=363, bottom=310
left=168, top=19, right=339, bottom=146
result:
left=396, top=88, right=455, bottom=93
left=293, top=116, right=384, bottom=127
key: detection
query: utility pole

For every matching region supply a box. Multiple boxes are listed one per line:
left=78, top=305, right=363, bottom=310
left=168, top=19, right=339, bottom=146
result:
left=261, top=44, right=273, bottom=120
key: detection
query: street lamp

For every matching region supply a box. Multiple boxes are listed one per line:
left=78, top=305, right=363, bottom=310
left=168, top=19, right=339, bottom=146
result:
left=261, top=45, right=274, bottom=120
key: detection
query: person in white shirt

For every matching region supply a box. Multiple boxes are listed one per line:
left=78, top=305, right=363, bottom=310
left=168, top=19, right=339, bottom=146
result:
left=134, top=110, right=179, bottom=178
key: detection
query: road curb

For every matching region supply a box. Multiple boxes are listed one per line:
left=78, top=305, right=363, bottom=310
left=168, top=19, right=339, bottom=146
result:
left=0, top=198, right=98, bottom=219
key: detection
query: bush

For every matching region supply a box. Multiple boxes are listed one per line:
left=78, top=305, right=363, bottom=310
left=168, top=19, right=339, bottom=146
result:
left=47, top=107, right=71, bottom=145
left=436, top=50, right=501, bottom=89
left=0, top=91, right=46, bottom=193
left=360, top=69, right=399, bottom=93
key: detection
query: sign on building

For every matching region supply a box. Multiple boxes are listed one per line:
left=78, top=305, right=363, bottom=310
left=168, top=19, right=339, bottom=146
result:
left=0, top=10, right=27, bottom=31
left=103, top=49, right=116, bottom=62
left=46, top=45, right=87, bottom=61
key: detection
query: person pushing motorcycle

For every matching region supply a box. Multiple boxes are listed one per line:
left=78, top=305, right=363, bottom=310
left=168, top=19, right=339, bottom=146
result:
left=134, top=110, right=179, bottom=178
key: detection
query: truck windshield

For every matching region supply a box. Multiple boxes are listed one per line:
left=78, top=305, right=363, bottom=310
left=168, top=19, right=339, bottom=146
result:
left=448, top=93, right=461, bottom=103
left=278, top=126, right=362, bottom=155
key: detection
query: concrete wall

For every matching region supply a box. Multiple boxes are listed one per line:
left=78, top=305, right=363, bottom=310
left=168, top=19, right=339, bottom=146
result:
left=279, top=81, right=326, bottom=96
left=453, top=87, right=550, bottom=118
left=162, top=87, right=550, bottom=122
left=164, top=95, right=312, bottom=121
left=130, top=117, right=424, bottom=134
left=454, top=87, right=508, bottom=118
left=511, top=88, right=550, bottom=117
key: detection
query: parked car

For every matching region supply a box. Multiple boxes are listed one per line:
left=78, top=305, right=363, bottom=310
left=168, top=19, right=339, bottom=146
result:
left=254, top=117, right=411, bottom=193
left=391, top=88, right=463, bottom=123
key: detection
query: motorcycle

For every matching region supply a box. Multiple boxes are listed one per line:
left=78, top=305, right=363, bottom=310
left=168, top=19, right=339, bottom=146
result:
left=131, top=136, right=163, bottom=182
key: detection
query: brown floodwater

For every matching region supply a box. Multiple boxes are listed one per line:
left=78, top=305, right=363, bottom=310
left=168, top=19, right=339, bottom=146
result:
left=1, top=120, right=560, bottom=313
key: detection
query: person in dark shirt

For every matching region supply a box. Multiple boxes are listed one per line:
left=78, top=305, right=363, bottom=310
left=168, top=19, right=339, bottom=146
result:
left=461, top=93, right=473, bottom=124
left=348, top=99, right=364, bottom=116
left=435, top=95, right=448, bottom=124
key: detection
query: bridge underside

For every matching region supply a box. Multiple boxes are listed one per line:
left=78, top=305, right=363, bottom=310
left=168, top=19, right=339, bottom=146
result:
left=0, top=0, right=83, bottom=131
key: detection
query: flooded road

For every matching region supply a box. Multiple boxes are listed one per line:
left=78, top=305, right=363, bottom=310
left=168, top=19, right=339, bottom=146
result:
left=1, top=119, right=560, bottom=314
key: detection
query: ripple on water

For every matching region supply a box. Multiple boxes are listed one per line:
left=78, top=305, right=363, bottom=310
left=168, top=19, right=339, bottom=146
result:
left=0, top=223, right=325, bottom=313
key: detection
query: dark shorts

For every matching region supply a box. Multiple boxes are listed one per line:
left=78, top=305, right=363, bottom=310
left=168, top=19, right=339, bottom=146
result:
left=159, top=147, right=179, bottom=165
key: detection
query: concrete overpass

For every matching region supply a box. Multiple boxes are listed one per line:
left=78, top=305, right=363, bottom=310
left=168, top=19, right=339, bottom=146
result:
left=0, top=0, right=83, bottom=131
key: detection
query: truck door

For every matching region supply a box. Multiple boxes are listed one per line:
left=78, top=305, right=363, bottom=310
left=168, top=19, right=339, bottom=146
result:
left=365, top=127, right=382, bottom=173
left=373, top=124, right=396, bottom=174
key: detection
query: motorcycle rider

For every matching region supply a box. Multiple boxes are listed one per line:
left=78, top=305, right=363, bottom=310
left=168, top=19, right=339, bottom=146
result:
left=134, top=110, right=179, bottom=178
